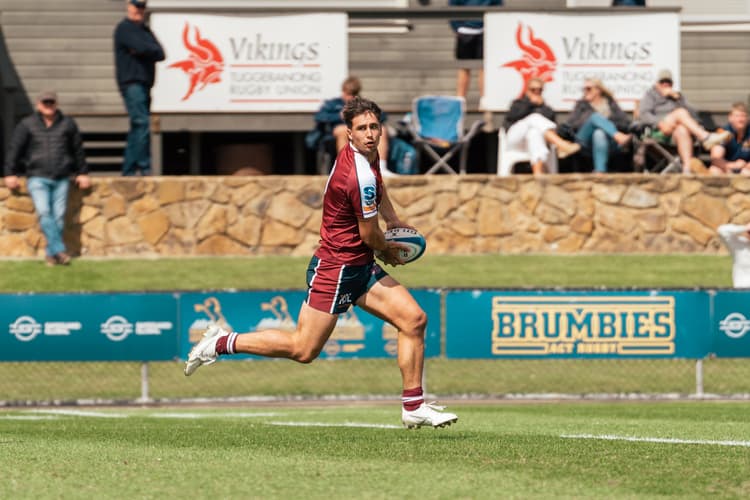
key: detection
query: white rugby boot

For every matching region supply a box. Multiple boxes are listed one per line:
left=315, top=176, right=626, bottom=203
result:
left=402, top=402, right=458, bottom=429
left=184, top=324, right=229, bottom=376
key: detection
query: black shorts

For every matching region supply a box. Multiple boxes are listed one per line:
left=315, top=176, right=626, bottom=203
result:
left=455, top=33, right=484, bottom=60
left=305, top=256, right=389, bottom=315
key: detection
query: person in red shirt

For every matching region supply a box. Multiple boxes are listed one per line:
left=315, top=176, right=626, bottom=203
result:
left=185, top=97, right=457, bottom=429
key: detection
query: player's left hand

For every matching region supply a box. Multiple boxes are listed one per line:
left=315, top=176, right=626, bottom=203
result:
left=386, top=220, right=416, bottom=232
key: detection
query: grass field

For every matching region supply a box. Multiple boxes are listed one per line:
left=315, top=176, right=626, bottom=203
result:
left=0, top=254, right=735, bottom=292
left=2, top=255, right=748, bottom=498
left=2, top=403, right=749, bottom=498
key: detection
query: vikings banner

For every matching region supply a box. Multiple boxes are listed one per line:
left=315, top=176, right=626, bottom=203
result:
left=483, top=12, right=680, bottom=112
left=150, top=13, right=348, bottom=112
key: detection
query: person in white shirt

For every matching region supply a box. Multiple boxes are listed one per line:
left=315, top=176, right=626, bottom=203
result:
left=717, top=223, right=750, bottom=288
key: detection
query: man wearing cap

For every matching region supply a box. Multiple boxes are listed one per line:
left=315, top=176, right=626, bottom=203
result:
left=113, top=0, right=165, bottom=176
left=638, top=69, right=731, bottom=174
left=3, top=92, right=90, bottom=266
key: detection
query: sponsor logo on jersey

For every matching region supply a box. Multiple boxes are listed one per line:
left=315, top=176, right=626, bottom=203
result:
left=362, top=185, right=377, bottom=216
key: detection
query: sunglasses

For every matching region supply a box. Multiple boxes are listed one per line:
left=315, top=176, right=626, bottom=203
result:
left=583, top=86, right=593, bottom=92
left=658, top=79, right=673, bottom=86
left=41, top=99, right=57, bottom=106
left=527, top=87, right=543, bottom=94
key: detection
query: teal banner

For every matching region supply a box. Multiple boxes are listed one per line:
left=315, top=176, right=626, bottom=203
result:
left=1, top=293, right=178, bottom=361
left=179, top=290, right=442, bottom=360
left=711, top=290, right=750, bottom=357
left=446, top=290, right=711, bottom=359
left=6, top=288, right=742, bottom=362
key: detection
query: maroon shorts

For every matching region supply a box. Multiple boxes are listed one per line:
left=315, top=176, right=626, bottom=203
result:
left=305, top=256, right=389, bottom=314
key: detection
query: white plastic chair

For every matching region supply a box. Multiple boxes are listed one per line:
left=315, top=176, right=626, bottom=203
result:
left=496, top=127, right=558, bottom=176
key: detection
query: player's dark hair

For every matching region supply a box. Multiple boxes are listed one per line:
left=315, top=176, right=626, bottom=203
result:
left=342, top=96, right=382, bottom=128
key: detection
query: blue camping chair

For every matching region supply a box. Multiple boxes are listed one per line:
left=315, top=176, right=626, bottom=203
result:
left=408, top=95, right=484, bottom=174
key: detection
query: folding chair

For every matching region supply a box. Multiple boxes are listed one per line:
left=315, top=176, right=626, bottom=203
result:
left=408, top=95, right=484, bottom=174
left=631, top=126, right=682, bottom=174
left=630, top=103, right=713, bottom=174
left=496, top=127, right=558, bottom=175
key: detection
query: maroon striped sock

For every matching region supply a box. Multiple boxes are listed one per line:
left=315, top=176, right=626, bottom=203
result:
left=402, top=386, right=424, bottom=411
left=215, top=333, right=238, bottom=356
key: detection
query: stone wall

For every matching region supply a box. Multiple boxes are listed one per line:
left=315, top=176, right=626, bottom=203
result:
left=1, top=175, right=749, bottom=258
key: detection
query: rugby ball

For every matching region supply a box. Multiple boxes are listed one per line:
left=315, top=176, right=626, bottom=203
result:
left=376, top=227, right=427, bottom=264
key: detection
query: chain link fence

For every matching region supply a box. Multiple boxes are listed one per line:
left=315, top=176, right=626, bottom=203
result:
left=2, top=357, right=749, bottom=405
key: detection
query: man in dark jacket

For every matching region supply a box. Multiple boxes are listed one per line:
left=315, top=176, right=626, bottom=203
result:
left=113, top=0, right=164, bottom=176
left=4, top=91, right=90, bottom=266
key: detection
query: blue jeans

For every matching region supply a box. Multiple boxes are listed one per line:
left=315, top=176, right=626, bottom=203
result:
left=575, top=113, right=619, bottom=173
left=27, top=177, right=69, bottom=257
left=122, top=83, right=151, bottom=176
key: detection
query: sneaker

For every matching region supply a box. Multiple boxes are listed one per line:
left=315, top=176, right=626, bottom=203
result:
left=702, top=129, right=732, bottom=151
left=184, top=324, right=228, bottom=376
left=55, top=252, right=71, bottom=265
left=402, top=402, right=458, bottom=429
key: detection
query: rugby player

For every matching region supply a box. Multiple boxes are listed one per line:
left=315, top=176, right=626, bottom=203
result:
left=185, top=97, right=457, bottom=429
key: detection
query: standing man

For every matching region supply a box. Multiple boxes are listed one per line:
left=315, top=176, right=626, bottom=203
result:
left=3, top=91, right=90, bottom=266
left=449, top=0, right=502, bottom=108
left=185, top=97, right=458, bottom=429
left=113, top=0, right=164, bottom=176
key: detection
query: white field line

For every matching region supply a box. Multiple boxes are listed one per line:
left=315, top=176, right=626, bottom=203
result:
left=0, top=415, right=60, bottom=420
left=561, top=434, right=750, bottom=448
left=148, top=412, right=282, bottom=419
left=27, top=409, right=127, bottom=418
left=23, top=410, right=282, bottom=419
left=268, top=421, right=402, bottom=429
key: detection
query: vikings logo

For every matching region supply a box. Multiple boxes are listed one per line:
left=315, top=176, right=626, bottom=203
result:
left=502, top=23, right=557, bottom=97
left=168, top=23, right=224, bottom=101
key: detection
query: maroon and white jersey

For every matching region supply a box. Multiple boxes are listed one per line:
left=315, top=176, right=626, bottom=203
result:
left=315, top=143, right=383, bottom=265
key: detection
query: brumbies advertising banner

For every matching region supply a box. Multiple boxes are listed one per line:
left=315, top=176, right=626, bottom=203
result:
left=4, top=290, right=749, bottom=361
left=150, top=13, right=348, bottom=112
left=180, top=291, right=441, bottom=361
left=446, top=290, right=711, bottom=359
left=483, top=12, right=680, bottom=112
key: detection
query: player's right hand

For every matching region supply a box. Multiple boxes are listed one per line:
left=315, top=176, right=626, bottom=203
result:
left=379, top=241, right=408, bottom=266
